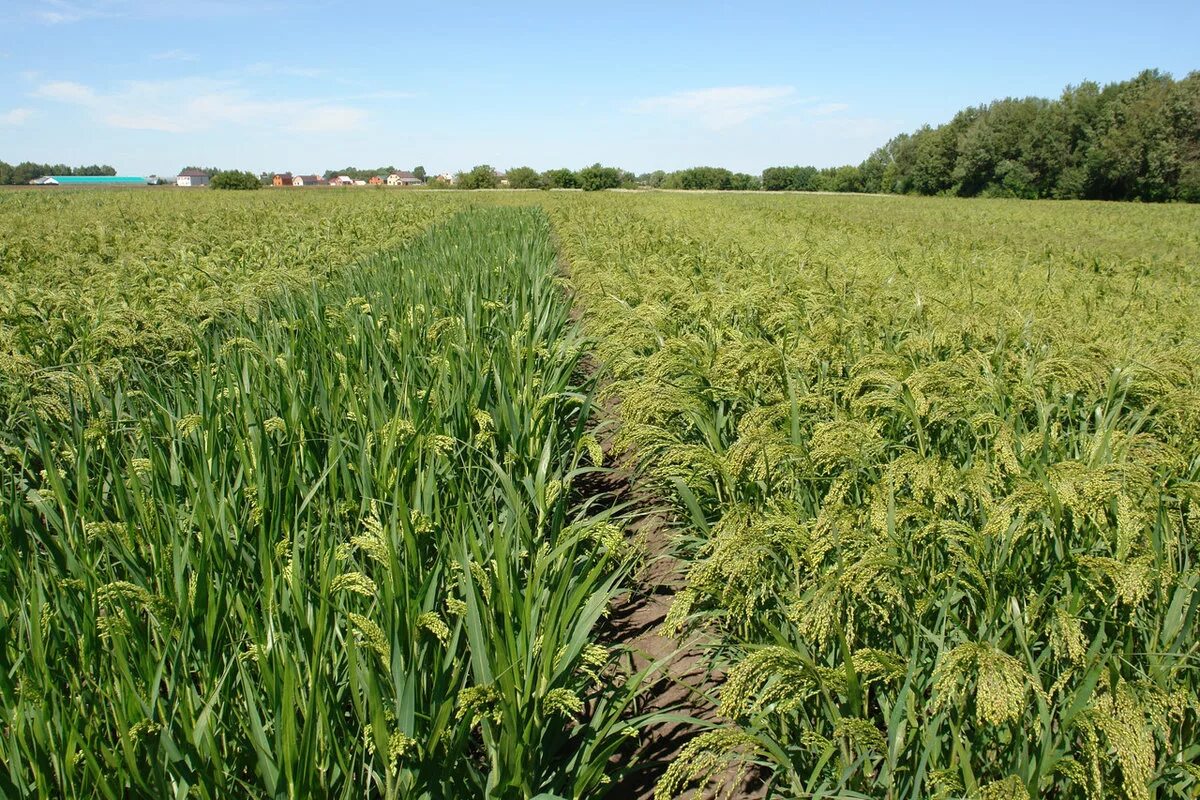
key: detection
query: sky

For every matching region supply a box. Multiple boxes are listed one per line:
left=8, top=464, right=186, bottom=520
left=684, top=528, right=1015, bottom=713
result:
left=1, top=0, right=1197, bottom=177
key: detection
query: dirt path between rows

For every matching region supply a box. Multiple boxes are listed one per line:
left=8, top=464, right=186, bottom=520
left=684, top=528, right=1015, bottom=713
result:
left=587, top=391, right=766, bottom=800
left=573, top=361, right=764, bottom=799
left=557, top=233, right=763, bottom=798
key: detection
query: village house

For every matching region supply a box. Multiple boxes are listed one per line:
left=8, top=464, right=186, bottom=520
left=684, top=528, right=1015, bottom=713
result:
left=272, top=173, right=294, bottom=187
left=176, top=169, right=210, bottom=187
left=329, top=175, right=353, bottom=186
left=387, top=171, right=423, bottom=186
left=292, top=175, right=326, bottom=186
left=368, top=175, right=384, bottom=185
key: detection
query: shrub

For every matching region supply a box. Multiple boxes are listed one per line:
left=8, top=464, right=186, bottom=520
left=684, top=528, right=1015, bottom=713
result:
left=210, top=170, right=261, bottom=190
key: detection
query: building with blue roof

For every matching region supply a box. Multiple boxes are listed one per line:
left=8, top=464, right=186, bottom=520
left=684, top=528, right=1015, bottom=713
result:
left=30, top=175, right=148, bottom=186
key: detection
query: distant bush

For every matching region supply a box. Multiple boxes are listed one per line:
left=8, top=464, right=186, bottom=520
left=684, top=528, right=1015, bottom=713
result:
left=660, top=166, right=761, bottom=191
left=456, top=165, right=499, bottom=189
left=541, top=168, right=578, bottom=189
left=210, top=170, right=261, bottom=190
left=505, top=166, right=542, bottom=189
left=577, top=163, right=623, bottom=192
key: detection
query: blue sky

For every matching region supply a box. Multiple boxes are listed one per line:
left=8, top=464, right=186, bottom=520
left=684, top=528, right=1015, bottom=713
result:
left=1, top=0, right=1197, bottom=176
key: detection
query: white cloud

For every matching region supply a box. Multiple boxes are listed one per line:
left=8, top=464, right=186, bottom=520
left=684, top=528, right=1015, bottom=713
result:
left=352, top=89, right=421, bottom=101
left=150, top=48, right=197, bottom=61
left=0, top=108, right=34, bottom=125
left=810, top=102, right=850, bottom=116
left=634, top=85, right=798, bottom=129
left=34, top=79, right=97, bottom=103
left=28, top=0, right=277, bottom=25
left=32, top=77, right=369, bottom=134
left=101, top=111, right=187, bottom=132
left=186, top=91, right=367, bottom=132
left=245, top=62, right=328, bottom=79
left=31, top=0, right=110, bottom=24
left=288, top=106, right=367, bottom=132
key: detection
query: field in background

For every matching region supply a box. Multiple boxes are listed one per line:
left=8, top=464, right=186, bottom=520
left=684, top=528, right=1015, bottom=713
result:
left=0, top=189, right=474, bottom=421
left=1, top=188, right=1198, bottom=798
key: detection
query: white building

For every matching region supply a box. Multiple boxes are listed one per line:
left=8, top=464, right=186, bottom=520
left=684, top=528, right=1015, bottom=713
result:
left=176, top=169, right=210, bottom=187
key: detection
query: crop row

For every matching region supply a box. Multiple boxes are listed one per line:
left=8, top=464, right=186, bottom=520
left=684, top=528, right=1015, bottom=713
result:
left=0, top=190, right=474, bottom=423
left=0, top=207, right=652, bottom=798
left=552, top=192, right=1200, bottom=799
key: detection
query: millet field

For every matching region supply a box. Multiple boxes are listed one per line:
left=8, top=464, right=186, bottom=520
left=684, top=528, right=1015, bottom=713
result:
left=1, top=188, right=1197, bottom=800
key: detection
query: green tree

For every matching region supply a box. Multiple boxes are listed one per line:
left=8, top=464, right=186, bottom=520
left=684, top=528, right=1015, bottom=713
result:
left=210, top=170, right=261, bottom=190
left=505, top=166, right=542, bottom=189
left=544, top=167, right=580, bottom=188
left=827, top=165, right=864, bottom=193
left=730, top=172, right=761, bottom=190
left=577, top=163, right=623, bottom=191
left=456, top=165, right=499, bottom=189
left=413, top=166, right=427, bottom=182
left=762, top=165, right=821, bottom=191
left=662, top=166, right=734, bottom=190
left=541, top=168, right=578, bottom=189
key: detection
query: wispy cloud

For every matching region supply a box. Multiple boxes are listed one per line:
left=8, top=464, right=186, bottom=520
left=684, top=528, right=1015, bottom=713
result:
left=634, top=85, right=798, bottom=130
left=34, top=80, right=97, bottom=103
left=150, top=48, right=197, bottom=61
left=32, top=76, right=369, bottom=134
left=0, top=108, right=34, bottom=125
left=352, top=89, right=421, bottom=101
left=30, top=0, right=112, bottom=24
left=28, top=0, right=280, bottom=25
left=245, top=62, right=328, bottom=79
left=810, top=102, right=850, bottom=116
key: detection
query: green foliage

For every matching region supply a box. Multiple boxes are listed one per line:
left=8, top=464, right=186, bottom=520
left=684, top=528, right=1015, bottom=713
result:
left=761, top=165, right=820, bottom=191
left=659, top=166, right=760, bottom=191
left=876, top=69, right=1200, bottom=201
left=637, top=170, right=666, bottom=188
left=412, top=166, right=427, bottom=182
left=0, top=190, right=467, bottom=421
left=577, top=163, right=623, bottom=192
left=456, top=164, right=500, bottom=189
left=542, top=168, right=579, bottom=189
left=553, top=191, right=1200, bottom=799
left=209, top=170, right=262, bottom=190
left=758, top=69, right=1198, bottom=203
left=505, top=166, right=543, bottom=189
left=0, top=207, right=653, bottom=798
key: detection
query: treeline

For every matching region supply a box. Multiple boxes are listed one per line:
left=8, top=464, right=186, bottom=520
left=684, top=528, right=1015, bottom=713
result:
left=454, top=163, right=638, bottom=191
left=0, top=161, right=117, bottom=184
left=767, top=69, right=1200, bottom=202
left=321, top=166, right=426, bottom=181
left=641, top=167, right=760, bottom=190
